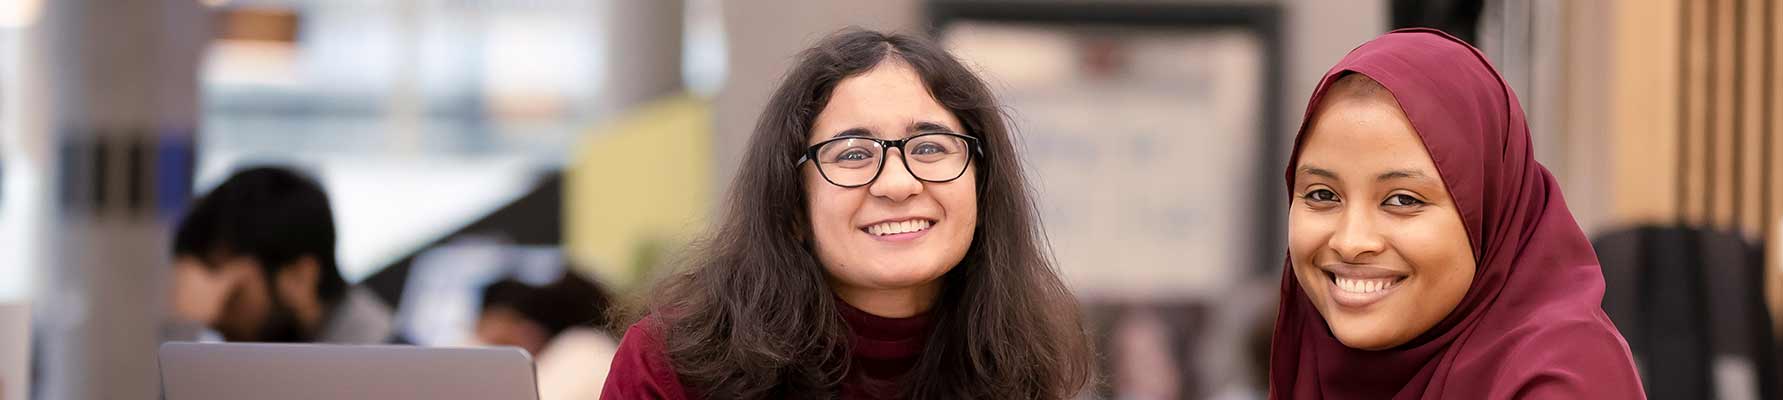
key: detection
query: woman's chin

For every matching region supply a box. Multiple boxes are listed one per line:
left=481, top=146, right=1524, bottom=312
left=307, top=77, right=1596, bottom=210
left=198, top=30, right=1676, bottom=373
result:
left=849, top=267, right=947, bottom=290
left=1328, top=320, right=1407, bottom=351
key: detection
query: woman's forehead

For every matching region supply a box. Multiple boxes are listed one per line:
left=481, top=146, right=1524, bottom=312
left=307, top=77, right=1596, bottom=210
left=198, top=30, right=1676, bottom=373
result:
left=1297, top=100, right=1441, bottom=182
left=810, top=71, right=963, bottom=142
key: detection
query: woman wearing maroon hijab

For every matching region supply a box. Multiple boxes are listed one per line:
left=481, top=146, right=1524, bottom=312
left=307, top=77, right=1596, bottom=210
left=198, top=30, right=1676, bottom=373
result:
left=1270, top=28, right=1645, bottom=399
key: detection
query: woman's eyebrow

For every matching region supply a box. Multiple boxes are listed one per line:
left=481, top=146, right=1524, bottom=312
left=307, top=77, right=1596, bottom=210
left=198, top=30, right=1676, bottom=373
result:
left=829, top=127, right=873, bottom=139
left=910, top=121, right=957, bottom=134
left=825, top=122, right=954, bottom=141
left=1299, top=166, right=1338, bottom=180
left=1299, top=167, right=1432, bottom=184
left=1376, top=170, right=1428, bottom=182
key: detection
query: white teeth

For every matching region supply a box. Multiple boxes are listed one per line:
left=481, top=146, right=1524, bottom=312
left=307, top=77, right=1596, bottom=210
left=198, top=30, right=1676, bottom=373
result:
left=867, top=219, right=931, bottom=236
left=1334, top=276, right=1398, bottom=294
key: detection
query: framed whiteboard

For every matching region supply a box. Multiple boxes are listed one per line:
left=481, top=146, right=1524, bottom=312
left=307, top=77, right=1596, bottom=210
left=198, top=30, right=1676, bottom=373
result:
left=933, top=3, right=1287, bottom=301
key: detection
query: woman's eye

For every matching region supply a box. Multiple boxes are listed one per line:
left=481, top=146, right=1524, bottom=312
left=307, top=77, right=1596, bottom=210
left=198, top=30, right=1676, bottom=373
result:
left=835, top=149, right=872, bottom=161
left=1383, top=194, right=1425, bottom=207
left=1304, top=189, right=1338, bottom=203
left=911, top=143, right=945, bottom=155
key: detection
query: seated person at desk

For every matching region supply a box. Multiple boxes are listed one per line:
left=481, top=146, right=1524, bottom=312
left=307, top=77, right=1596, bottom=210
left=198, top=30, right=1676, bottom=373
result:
left=476, top=272, right=619, bottom=400
left=164, top=166, right=395, bottom=344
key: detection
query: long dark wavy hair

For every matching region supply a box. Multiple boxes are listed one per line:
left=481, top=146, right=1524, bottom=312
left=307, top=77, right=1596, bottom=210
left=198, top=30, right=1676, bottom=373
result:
left=642, top=28, right=1093, bottom=399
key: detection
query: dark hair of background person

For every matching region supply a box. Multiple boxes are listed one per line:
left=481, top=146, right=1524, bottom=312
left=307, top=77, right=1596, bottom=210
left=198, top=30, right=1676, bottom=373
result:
left=631, top=28, right=1094, bottom=399
left=481, top=280, right=532, bottom=315
left=484, top=271, right=615, bottom=338
left=172, top=166, right=348, bottom=312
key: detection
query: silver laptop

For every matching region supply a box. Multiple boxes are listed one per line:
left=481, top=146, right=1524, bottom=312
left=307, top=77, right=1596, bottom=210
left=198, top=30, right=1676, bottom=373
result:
left=159, top=342, right=539, bottom=400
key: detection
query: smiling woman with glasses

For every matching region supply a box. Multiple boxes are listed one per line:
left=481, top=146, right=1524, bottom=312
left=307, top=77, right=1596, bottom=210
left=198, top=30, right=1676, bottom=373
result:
left=601, top=28, right=1093, bottom=400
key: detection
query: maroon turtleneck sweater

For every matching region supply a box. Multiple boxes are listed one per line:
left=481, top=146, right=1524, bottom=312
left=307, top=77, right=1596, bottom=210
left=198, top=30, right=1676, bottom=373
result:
left=599, top=301, right=936, bottom=399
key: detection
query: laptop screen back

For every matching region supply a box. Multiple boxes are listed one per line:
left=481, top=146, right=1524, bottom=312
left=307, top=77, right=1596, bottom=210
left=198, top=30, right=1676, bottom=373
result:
left=159, top=342, right=538, bottom=400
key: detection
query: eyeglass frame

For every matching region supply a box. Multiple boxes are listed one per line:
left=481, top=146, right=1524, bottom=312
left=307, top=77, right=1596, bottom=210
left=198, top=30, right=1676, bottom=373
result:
left=792, top=132, right=985, bottom=188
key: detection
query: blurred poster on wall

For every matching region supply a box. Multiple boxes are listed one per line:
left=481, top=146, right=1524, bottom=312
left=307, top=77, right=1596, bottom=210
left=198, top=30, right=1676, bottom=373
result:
left=943, top=21, right=1272, bottom=399
left=942, top=23, right=1264, bottom=302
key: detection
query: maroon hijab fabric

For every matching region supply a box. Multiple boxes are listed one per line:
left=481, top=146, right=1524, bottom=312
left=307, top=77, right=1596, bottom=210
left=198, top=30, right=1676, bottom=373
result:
left=1268, top=28, right=1644, bottom=399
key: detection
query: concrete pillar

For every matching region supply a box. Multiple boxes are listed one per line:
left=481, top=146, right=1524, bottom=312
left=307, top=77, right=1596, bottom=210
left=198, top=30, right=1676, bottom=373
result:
left=27, top=0, right=208, bottom=398
left=602, top=0, right=685, bottom=114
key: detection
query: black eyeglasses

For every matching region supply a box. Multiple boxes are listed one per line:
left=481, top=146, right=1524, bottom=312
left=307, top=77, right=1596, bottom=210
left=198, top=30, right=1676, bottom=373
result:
left=794, top=132, right=983, bottom=188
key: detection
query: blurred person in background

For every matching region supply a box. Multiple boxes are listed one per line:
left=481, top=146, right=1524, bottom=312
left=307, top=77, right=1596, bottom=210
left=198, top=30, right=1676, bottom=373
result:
left=476, top=271, right=618, bottom=400
left=1269, top=29, right=1642, bottom=399
left=165, top=166, right=397, bottom=344
left=601, top=28, right=1093, bottom=399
